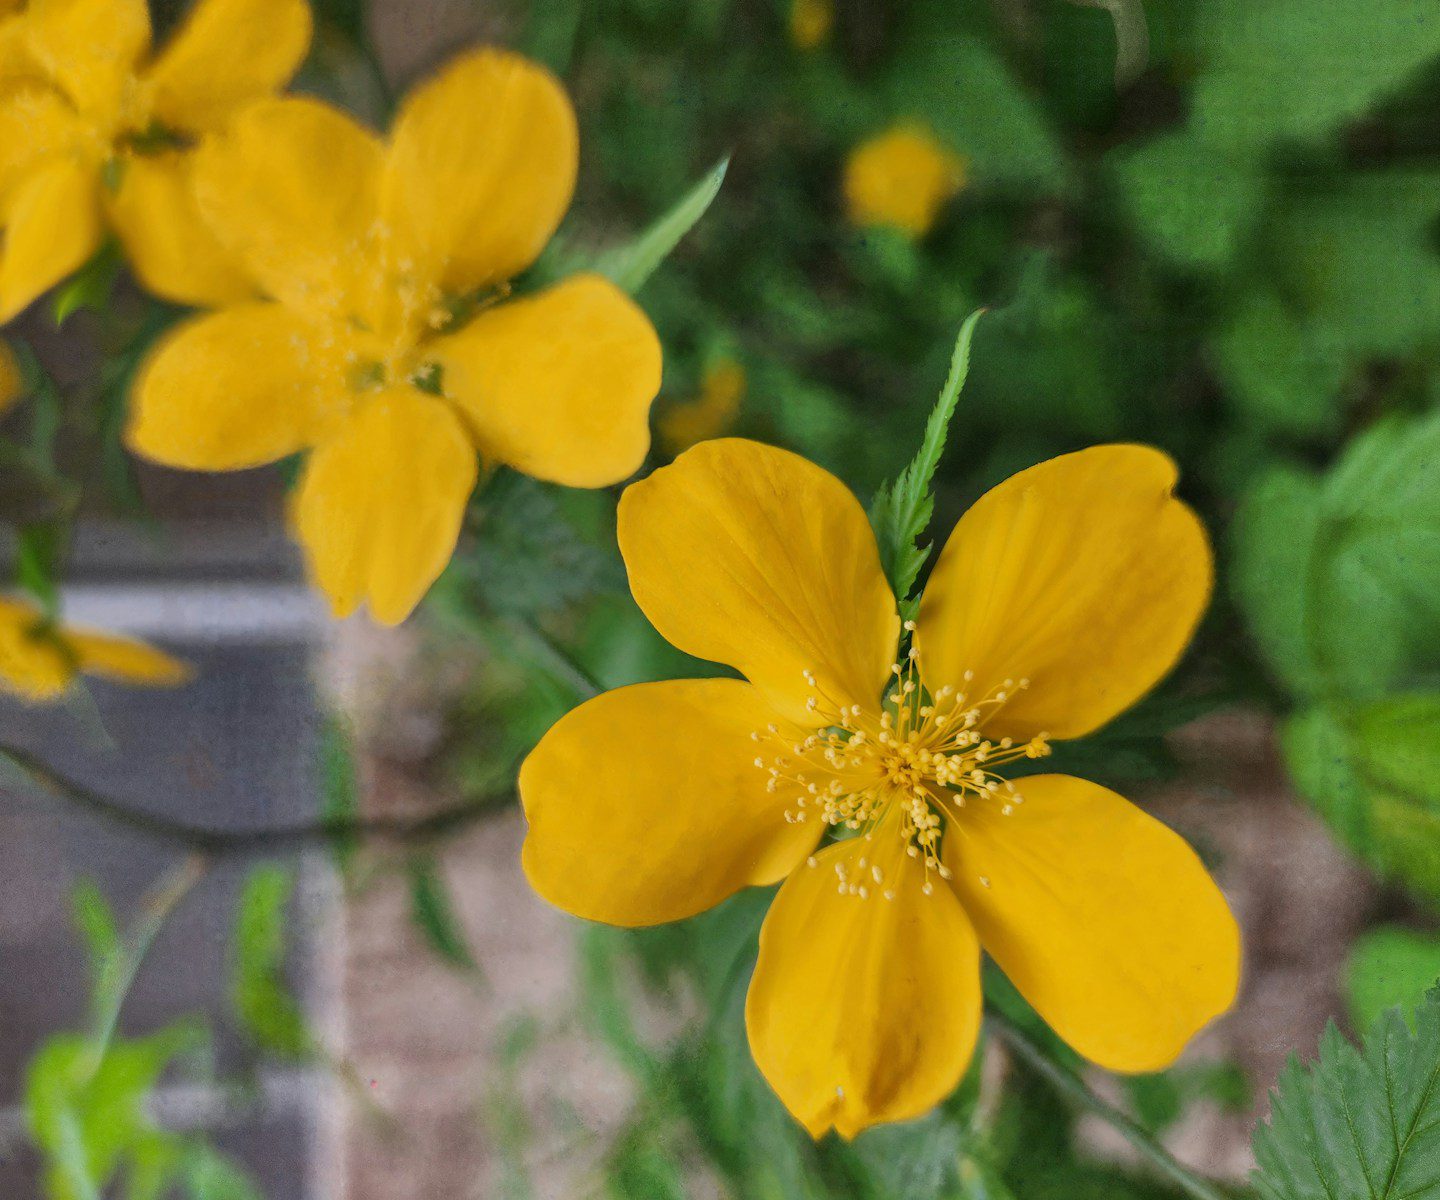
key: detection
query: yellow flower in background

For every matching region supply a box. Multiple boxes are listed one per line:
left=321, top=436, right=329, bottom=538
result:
left=0, top=0, right=312, bottom=320
left=127, top=49, right=663, bottom=626
left=0, top=337, right=21, bottom=414
left=521, top=439, right=1240, bottom=1138
left=658, top=357, right=746, bottom=456
left=0, top=595, right=189, bottom=702
left=789, top=0, right=833, bottom=51
left=844, top=123, right=967, bottom=238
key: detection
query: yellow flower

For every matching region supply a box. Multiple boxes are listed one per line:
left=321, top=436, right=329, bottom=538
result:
left=520, top=439, right=1240, bottom=1138
left=126, top=50, right=664, bottom=625
left=789, top=0, right=833, bottom=51
left=0, top=336, right=20, bottom=414
left=843, top=123, right=967, bottom=238
left=658, top=357, right=746, bottom=456
left=0, top=0, right=312, bottom=320
left=0, top=594, right=189, bottom=701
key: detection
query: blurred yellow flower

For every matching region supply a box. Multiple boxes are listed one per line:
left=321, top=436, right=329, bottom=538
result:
left=789, top=0, right=833, bottom=50
left=127, top=50, right=663, bottom=625
left=521, top=439, right=1239, bottom=1138
left=658, top=357, right=745, bottom=455
left=0, top=0, right=312, bottom=321
left=844, top=123, right=967, bottom=238
left=0, top=337, right=21, bottom=414
left=0, top=595, right=189, bottom=702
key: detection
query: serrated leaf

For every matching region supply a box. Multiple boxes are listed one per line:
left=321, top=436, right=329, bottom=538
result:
left=1346, top=926, right=1440, bottom=1035
left=1252, top=990, right=1440, bottom=1199
left=869, top=309, right=985, bottom=604
left=1232, top=411, right=1440, bottom=701
left=408, top=859, right=479, bottom=974
left=597, top=157, right=728, bottom=295
left=231, top=866, right=309, bottom=1060
left=1190, top=0, right=1440, bottom=152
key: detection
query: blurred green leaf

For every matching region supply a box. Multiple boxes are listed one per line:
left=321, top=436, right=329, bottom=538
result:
left=51, top=242, right=122, bottom=327
left=1190, top=0, right=1440, bottom=150
left=71, top=880, right=120, bottom=989
left=1346, top=925, right=1440, bottom=1033
left=1232, top=411, right=1440, bottom=701
left=319, top=715, right=361, bottom=873
left=598, top=157, right=729, bottom=295
left=1273, top=173, right=1440, bottom=360
left=0, top=444, right=79, bottom=526
left=887, top=34, right=1067, bottom=191
left=184, top=1145, right=264, bottom=1200
left=1252, top=990, right=1440, bottom=1199
left=231, top=865, right=310, bottom=1060
left=869, top=309, right=984, bottom=605
left=1213, top=286, right=1347, bottom=439
left=1283, top=694, right=1440, bottom=901
left=407, top=858, right=480, bottom=974
left=1112, top=132, right=1265, bottom=271
left=26, top=1027, right=197, bottom=1200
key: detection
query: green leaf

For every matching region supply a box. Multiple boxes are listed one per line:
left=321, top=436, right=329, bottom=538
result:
left=1231, top=411, right=1440, bottom=701
left=596, top=157, right=729, bottom=295
left=1252, top=989, right=1440, bottom=1199
left=1212, top=287, right=1346, bottom=439
left=1282, top=695, right=1440, bottom=901
left=869, top=309, right=985, bottom=605
left=231, top=865, right=310, bottom=1060
left=1190, top=0, right=1440, bottom=151
left=1346, top=926, right=1440, bottom=1034
left=71, top=880, right=120, bottom=989
left=887, top=34, right=1067, bottom=191
left=1272, top=173, right=1440, bottom=360
left=184, top=1145, right=264, bottom=1200
left=1111, top=132, right=1265, bottom=271
left=318, top=716, right=361, bottom=873
left=25, top=1027, right=197, bottom=1200
left=407, top=859, right=480, bottom=974
left=51, top=242, right=122, bottom=327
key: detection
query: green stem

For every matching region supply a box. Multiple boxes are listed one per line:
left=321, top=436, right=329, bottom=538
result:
left=986, top=1012, right=1235, bottom=1200
left=0, top=744, right=509, bottom=857
left=84, top=854, right=209, bottom=1077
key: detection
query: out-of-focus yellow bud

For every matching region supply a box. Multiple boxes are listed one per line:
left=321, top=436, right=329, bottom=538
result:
left=790, top=0, right=834, bottom=50
left=658, top=358, right=746, bottom=456
left=0, top=338, right=21, bottom=416
left=843, top=123, right=968, bottom=238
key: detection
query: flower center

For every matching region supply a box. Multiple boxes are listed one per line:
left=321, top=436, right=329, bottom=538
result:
left=751, top=621, right=1050, bottom=900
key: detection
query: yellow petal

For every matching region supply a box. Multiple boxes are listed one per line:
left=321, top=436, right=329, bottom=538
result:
left=68, top=627, right=190, bottom=687
left=430, top=273, right=660, bottom=487
left=128, top=303, right=340, bottom=470
left=22, top=0, right=150, bottom=118
left=0, top=336, right=20, bottom=414
left=107, top=151, right=253, bottom=307
left=383, top=48, right=577, bottom=294
left=192, top=97, right=383, bottom=318
left=617, top=438, right=900, bottom=726
left=0, top=85, right=87, bottom=209
left=0, top=597, right=71, bottom=701
left=0, top=156, right=102, bottom=322
left=521, top=678, right=819, bottom=926
left=658, top=357, right=746, bottom=456
left=944, top=774, right=1240, bottom=1073
left=746, top=822, right=982, bottom=1139
left=914, top=445, right=1211, bottom=742
left=290, top=388, right=476, bottom=625
left=843, top=123, right=966, bottom=238
left=144, top=0, right=311, bottom=133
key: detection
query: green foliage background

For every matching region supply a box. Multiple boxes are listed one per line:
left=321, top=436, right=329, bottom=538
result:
left=7, top=0, right=1440, bottom=1194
